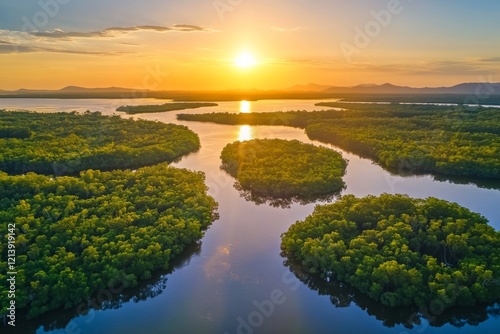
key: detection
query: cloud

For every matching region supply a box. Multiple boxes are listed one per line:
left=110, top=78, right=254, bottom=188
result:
left=29, top=25, right=213, bottom=39
left=0, top=29, right=121, bottom=55
left=0, top=43, right=117, bottom=55
left=342, top=60, right=500, bottom=77
left=0, top=24, right=214, bottom=55
left=479, top=57, right=500, bottom=63
left=173, top=24, right=206, bottom=31
left=0, top=44, right=36, bottom=53
left=120, top=42, right=140, bottom=46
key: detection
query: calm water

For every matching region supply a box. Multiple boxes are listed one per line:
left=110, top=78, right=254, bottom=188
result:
left=1, top=99, right=499, bottom=334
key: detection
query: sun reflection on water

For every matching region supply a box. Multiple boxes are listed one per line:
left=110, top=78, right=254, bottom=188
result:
left=240, top=100, right=251, bottom=113
left=238, top=125, right=253, bottom=142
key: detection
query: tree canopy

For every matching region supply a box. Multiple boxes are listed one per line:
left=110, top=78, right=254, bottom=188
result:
left=220, top=139, right=346, bottom=205
left=281, top=194, right=500, bottom=310
left=178, top=104, right=500, bottom=179
left=0, top=163, right=218, bottom=318
left=116, top=102, right=218, bottom=114
left=0, top=110, right=200, bottom=175
left=0, top=110, right=217, bottom=320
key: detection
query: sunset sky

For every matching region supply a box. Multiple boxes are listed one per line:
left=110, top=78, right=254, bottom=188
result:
left=1, top=0, right=499, bottom=90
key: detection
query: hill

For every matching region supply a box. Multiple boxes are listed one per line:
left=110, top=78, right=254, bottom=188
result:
left=322, top=82, right=500, bottom=95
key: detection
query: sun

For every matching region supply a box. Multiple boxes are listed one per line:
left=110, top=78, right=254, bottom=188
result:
left=234, top=51, right=256, bottom=68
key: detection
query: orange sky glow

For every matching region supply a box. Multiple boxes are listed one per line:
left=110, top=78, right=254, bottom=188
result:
left=1, top=0, right=499, bottom=90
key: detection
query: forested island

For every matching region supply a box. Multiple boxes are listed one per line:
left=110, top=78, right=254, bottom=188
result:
left=0, top=110, right=200, bottom=175
left=0, top=164, right=218, bottom=318
left=0, top=111, right=219, bottom=320
left=220, top=139, right=346, bottom=205
left=178, top=103, right=500, bottom=179
left=325, top=94, right=500, bottom=105
left=116, top=102, right=218, bottom=114
left=281, top=194, right=500, bottom=310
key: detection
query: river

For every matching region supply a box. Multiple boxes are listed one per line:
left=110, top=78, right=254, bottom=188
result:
left=1, top=98, right=499, bottom=334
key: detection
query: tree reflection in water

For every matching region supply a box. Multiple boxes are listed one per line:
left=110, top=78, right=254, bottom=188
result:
left=283, top=259, right=500, bottom=330
left=234, top=182, right=345, bottom=209
left=8, top=243, right=202, bottom=334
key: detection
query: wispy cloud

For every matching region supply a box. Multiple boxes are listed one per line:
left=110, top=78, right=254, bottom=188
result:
left=120, top=42, right=140, bottom=46
left=342, top=60, right=500, bottom=76
left=0, top=24, right=215, bottom=55
left=479, top=56, right=500, bottom=63
left=0, top=44, right=35, bottom=53
left=0, top=43, right=118, bottom=55
left=173, top=24, right=207, bottom=32
left=29, top=25, right=214, bottom=40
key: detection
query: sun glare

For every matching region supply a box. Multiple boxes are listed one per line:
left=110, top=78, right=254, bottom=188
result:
left=240, top=100, right=251, bottom=113
left=234, top=51, right=256, bottom=68
left=238, top=125, right=253, bottom=142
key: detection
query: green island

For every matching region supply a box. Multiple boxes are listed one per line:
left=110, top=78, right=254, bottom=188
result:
left=328, top=94, right=500, bottom=105
left=0, top=111, right=218, bottom=319
left=0, top=163, right=218, bottom=318
left=0, top=110, right=200, bottom=175
left=116, top=102, right=218, bottom=114
left=178, top=103, right=500, bottom=179
left=220, top=139, right=346, bottom=204
left=281, top=194, right=500, bottom=310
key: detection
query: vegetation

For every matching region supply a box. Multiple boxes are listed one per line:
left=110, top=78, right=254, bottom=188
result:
left=0, top=110, right=200, bottom=175
left=178, top=111, right=311, bottom=128
left=3, top=88, right=499, bottom=105
left=0, top=163, right=218, bottom=318
left=220, top=139, right=346, bottom=204
left=0, top=110, right=218, bottom=320
left=285, top=260, right=499, bottom=329
left=0, top=90, right=336, bottom=101
left=0, top=126, right=32, bottom=139
left=179, top=103, right=500, bottom=179
left=116, top=102, right=218, bottom=114
left=330, top=94, right=500, bottom=105
left=281, top=194, right=500, bottom=310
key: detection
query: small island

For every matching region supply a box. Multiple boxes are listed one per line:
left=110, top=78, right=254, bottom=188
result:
left=281, top=194, right=500, bottom=310
left=0, top=110, right=200, bottom=175
left=116, top=102, right=218, bottom=114
left=220, top=139, right=347, bottom=205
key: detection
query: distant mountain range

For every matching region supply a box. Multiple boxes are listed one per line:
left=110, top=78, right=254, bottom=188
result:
left=1, top=83, right=499, bottom=95
left=1, top=84, right=500, bottom=103
left=290, top=83, right=333, bottom=91
left=291, top=82, right=500, bottom=95
left=2, top=86, right=145, bottom=94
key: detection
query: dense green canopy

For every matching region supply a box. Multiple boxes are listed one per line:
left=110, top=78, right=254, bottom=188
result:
left=0, top=164, right=218, bottom=318
left=281, top=194, right=500, bottom=310
left=0, top=110, right=217, bottom=320
left=220, top=139, right=347, bottom=203
left=0, top=110, right=200, bottom=175
left=178, top=103, right=500, bottom=179
left=116, top=102, right=218, bottom=114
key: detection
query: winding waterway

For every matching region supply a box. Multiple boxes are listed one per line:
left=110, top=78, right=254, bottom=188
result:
left=1, top=98, right=499, bottom=334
